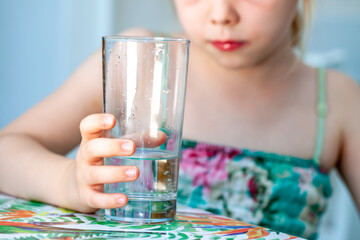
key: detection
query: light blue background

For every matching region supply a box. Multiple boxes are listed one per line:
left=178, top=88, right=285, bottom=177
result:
left=0, top=0, right=114, bottom=126
left=0, top=0, right=359, bottom=239
left=1, top=0, right=359, bottom=128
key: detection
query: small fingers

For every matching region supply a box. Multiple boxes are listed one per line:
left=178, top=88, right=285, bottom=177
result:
left=87, top=191, right=128, bottom=209
left=86, top=165, right=139, bottom=185
left=81, top=138, right=135, bottom=163
left=140, top=130, right=167, bottom=148
left=123, top=130, right=167, bottom=148
left=80, top=114, right=115, bottom=141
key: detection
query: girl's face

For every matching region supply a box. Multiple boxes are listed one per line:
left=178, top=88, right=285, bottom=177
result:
left=174, top=0, right=299, bottom=69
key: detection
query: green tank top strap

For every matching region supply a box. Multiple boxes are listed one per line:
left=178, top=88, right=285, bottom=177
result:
left=313, top=68, right=327, bottom=164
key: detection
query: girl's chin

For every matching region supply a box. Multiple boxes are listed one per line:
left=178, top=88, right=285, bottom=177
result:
left=211, top=56, right=258, bottom=70
left=202, top=48, right=257, bottom=70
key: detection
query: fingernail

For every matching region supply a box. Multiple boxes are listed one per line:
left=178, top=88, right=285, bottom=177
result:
left=126, top=168, right=137, bottom=178
left=104, top=115, right=113, bottom=125
left=122, top=142, right=134, bottom=152
left=117, top=197, right=126, bottom=206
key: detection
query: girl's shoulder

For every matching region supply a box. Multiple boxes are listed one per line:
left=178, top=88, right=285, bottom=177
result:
left=327, top=70, right=360, bottom=208
left=326, top=69, right=358, bottom=88
left=324, top=69, right=359, bottom=130
left=326, top=68, right=360, bottom=158
left=325, top=69, right=360, bottom=109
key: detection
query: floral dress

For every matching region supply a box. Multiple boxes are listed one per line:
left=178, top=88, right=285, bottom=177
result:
left=177, top=139, right=332, bottom=240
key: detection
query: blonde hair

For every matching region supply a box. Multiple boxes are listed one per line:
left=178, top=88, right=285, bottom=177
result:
left=292, top=0, right=313, bottom=49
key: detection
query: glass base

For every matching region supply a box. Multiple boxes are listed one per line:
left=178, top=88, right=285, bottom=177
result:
left=104, top=199, right=176, bottom=224
left=105, top=214, right=174, bottom=224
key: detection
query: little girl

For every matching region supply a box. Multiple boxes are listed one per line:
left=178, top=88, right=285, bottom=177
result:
left=0, top=0, right=359, bottom=239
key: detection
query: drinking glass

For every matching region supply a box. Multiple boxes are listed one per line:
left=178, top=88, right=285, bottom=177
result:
left=102, top=36, right=189, bottom=223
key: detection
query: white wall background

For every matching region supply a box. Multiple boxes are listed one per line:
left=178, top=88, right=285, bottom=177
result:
left=0, top=0, right=359, bottom=239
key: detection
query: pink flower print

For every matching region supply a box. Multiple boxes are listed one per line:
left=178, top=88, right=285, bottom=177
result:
left=181, top=148, right=210, bottom=174
left=193, top=152, right=229, bottom=195
left=181, top=144, right=241, bottom=195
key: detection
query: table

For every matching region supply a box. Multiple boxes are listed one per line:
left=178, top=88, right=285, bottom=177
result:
left=0, top=193, right=304, bottom=239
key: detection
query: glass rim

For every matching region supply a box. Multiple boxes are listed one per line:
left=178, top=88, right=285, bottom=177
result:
left=102, top=35, right=190, bottom=44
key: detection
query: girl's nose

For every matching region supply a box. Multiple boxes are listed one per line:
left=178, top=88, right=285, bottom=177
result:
left=210, top=0, right=239, bottom=26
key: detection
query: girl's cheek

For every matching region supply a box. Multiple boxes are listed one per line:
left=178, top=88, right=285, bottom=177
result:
left=244, top=0, right=280, bottom=9
left=181, top=0, right=201, bottom=6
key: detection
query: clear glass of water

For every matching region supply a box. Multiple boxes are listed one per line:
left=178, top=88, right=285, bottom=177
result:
left=102, top=36, right=189, bottom=223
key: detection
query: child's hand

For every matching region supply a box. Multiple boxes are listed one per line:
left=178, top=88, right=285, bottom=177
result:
left=68, top=113, right=138, bottom=213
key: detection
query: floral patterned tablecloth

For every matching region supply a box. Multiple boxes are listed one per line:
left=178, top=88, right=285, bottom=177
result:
left=0, top=193, right=304, bottom=240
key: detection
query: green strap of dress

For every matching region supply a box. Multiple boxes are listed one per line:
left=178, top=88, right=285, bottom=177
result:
left=313, top=68, right=327, bottom=164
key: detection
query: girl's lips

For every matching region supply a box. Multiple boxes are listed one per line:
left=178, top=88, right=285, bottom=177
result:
left=211, top=41, right=247, bottom=51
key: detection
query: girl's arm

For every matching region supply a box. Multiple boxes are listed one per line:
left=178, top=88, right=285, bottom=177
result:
left=0, top=49, right=138, bottom=212
left=337, top=74, right=360, bottom=212
left=0, top=49, right=97, bottom=208
left=0, top=28, right=159, bottom=211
